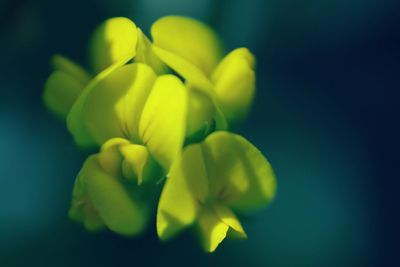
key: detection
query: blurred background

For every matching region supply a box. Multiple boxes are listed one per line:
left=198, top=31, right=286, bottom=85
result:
left=0, top=0, right=399, bottom=266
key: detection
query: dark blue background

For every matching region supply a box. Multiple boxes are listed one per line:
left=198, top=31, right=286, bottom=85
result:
left=1, top=0, right=399, bottom=266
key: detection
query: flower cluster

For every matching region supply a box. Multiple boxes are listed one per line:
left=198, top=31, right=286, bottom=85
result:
left=43, top=16, right=276, bottom=252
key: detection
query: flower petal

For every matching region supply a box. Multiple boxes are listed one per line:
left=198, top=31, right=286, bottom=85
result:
left=213, top=203, right=247, bottom=239
left=186, top=87, right=216, bottom=139
left=157, top=144, right=209, bottom=241
left=135, top=28, right=168, bottom=75
left=89, top=17, right=138, bottom=73
left=68, top=171, right=105, bottom=231
left=97, top=138, right=130, bottom=177
left=51, top=54, right=91, bottom=84
left=152, top=46, right=214, bottom=93
left=196, top=208, right=229, bottom=253
left=202, top=131, right=277, bottom=212
left=82, top=63, right=156, bottom=145
left=67, top=56, right=134, bottom=148
left=81, top=155, right=149, bottom=236
left=151, top=16, right=223, bottom=76
left=43, top=71, right=86, bottom=119
left=119, top=143, right=162, bottom=185
left=97, top=138, right=162, bottom=185
left=212, top=48, right=256, bottom=124
left=139, top=75, right=188, bottom=171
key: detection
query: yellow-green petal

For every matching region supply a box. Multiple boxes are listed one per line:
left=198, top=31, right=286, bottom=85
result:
left=51, top=54, right=91, bottom=84
left=186, top=87, right=216, bottom=139
left=213, top=203, right=247, bottom=239
left=202, top=131, right=276, bottom=212
left=43, top=71, right=86, bottom=119
left=151, top=16, right=223, bottom=76
left=157, top=145, right=209, bottom=241
left=212, top=48, right=255, bottom=80
left=119, top=143, right=159, bottom=185
left=212, top=48, right=256, bottom=124
left=67, top=56, right=132, bottom=148
left=197, top=208, right=229, bottom=253
left=97, top=138, right=130, bottom=178
left=89, top=17, right=138, bottom=73
left=68, top=171, right=105, bottom=231
left=135, top=28, right=168, bottom=75
left=152, top=46, right=214, bottom=93
left=82, top=63, right=156, bottom=145
left=82, top=155, right=148, bottom=236
left=97, top=138, right=162, bottom=185
left=139, top=75, right=188, bottom=171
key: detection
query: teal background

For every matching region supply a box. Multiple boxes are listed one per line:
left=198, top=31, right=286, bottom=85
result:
left=0, top=0, right=398, bottom=266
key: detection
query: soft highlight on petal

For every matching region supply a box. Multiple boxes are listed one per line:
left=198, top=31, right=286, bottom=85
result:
left=89, top=17, right=138, bottom=73
left=212, top=48, right=256, bottom=124
left=139, top=75, right=188, bottom=171
left=157, top=145, right=209, bottom=241
left=82, top=156, right=149, bottom=236
left=197, top=208, right=229, bottom=253
left=67, top=56, right=132, bottom=148
left=151, top=16, right=223, bottom=75
left=202, top=131, right=277, bottom=212
left=82, top=63, right=156, bottom=145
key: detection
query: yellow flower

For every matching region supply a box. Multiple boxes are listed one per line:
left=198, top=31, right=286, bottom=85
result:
left=157, top=131, right=276, bottom=252
left=42, top=16, right=277, bottom=252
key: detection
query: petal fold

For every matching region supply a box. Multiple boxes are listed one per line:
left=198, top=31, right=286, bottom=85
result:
left=152, top=46, right=214, bottom=93
left=196, top=208, right=229, bottom=253
left=139, top=75, right=188, bottom=171
left=157, top=145, right=209, bottom=241
left=82, top=63, right=156, bottom=145
left=67, top=56, right=135, bottom=147
left=135, top=28, right=168, bottom=75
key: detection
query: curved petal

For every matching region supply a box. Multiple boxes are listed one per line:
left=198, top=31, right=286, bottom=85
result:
left=89, top=17, right=138, bottom=73
left=82, top=63, right=156, bottom=145
left=213, top=203, right=246, bottom=239
left=157, top=144, right=209, bottom=241
left=97, top=138, right=162, bottom=185
left=151, top=16, right=223, bottom=76
left=139, top=75, right=188, bottom=171
left=43, top=71, right=86, bottom=119
left=196, top=208, right=229, bottom=253
left=196, top=204, right=246, bottom=252
left=135, top=28, right=168, bottom=75
left=67, top=56, right=134, bottom=148
left=68, top=171, right=105, bottom=231
left=212, top=48, right=256, bottom=124
left=186, top=87, right=216, bottom=139
left=152, top=46, right=214, bottom=93
left=97, top=138, right=129, bottom=177
left=201, top=131, right=277, bottom=213
left=51, top=54, right=91, bottom=84
left=81, top=155, right=149, bottom=236
left=212, top=48, right=255, bottom=80
left=119, top=143, right=162, bottom=185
